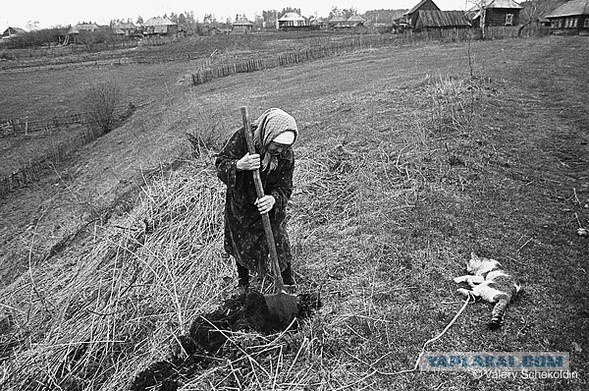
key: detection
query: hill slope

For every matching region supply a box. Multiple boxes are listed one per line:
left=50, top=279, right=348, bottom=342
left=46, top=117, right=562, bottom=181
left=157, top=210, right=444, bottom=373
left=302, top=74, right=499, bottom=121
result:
left=0, top=36, right=588, bottom=390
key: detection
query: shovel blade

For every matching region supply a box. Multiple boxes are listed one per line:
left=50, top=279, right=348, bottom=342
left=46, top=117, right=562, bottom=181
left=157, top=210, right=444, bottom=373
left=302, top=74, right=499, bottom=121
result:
left=265, top=291, right=299, bottom=326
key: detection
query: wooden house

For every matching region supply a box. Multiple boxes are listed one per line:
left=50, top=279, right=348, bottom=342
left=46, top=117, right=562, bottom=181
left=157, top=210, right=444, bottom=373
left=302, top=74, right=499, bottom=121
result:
left=414, top=10, right=471, bottom=31
left=545, top=0, right=589, bottom=35
left=142, top=17, right=178, bottom=36
left=309, top=17, right=328, bottom=30
left=67, top=23, right=103, bottom=44
left=112, top=22, right=139, bottom=37
left=1, top=27, right=26, bottom=40
left=68, top=23, right=100, bottom=35
left=469, top=0, right=524, bottom=27
left=202, top=25, right=224, bottom=36
left=232, top=16, right=253, bottom=34
left=404, top=0, right=441, bottom=28
left=347, top=15, right=367, bottom=27
left=328, top=16, right=348, bottom=29
left=278, top=12, right=306, bottom=29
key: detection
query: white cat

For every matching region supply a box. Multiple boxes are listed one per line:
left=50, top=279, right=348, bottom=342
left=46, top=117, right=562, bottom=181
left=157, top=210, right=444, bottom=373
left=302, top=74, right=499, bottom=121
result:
left=454, top=252, right=521, bottom=330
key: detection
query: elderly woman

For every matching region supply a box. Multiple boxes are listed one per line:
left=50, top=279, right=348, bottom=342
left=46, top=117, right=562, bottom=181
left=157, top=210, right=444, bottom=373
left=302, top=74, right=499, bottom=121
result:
left=215, top=108, right=298, bottom=294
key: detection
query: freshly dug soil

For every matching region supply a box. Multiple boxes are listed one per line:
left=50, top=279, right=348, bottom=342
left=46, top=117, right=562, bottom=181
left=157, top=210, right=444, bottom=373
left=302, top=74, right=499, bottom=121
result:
left=130, top=290, right=321, bottom=391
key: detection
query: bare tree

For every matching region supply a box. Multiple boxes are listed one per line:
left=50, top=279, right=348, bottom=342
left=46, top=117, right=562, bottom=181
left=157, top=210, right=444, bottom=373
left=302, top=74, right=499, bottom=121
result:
left=518, top=0, right=566, bottom=36
left=466, top=0, right=489, bottom=39
left=329, top=7, right=358, bottom=19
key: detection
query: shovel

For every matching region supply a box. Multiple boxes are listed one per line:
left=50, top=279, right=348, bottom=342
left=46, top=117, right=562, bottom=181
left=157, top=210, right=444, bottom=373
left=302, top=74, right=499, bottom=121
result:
left=240, top=106, right=299, bottom=326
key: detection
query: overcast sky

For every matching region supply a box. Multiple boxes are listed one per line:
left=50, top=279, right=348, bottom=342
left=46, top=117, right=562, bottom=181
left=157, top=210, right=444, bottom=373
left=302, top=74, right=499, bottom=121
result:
left=2, top=0, right=472, bottom=29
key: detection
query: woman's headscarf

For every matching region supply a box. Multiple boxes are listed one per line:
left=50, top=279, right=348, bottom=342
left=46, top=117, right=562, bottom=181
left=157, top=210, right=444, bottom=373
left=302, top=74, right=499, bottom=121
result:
left=252, top=108, right=298, bottom=172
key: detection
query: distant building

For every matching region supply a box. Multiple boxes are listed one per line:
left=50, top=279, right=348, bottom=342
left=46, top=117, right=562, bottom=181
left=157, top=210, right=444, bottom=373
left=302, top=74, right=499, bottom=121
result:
left=202, top=25, right=224, bottom=36
left=112, top=22, right=139, bottom=37
left=469, top=0, right=524, bottom=27
left=545, top=0, right=589, bottom=35
left=404, top=0, right=441, bottom=28
left=309, top=17, right=328, bottom=30
left=1, top=27, right=26, bottom=40
left=414, top=10, right=471, bottom=31
left=232, top=16, right=253, bottom=34
left=347, top=15, right=366, bottom=27
left=328, top=16, right=347, bottom=29
left=67, top=23, right=105, bottom=44
left=278, top=12, right=306, bottom=29
left=68, top=23, right=101, bottom=35
left=142, top=17, right=178, bottom=35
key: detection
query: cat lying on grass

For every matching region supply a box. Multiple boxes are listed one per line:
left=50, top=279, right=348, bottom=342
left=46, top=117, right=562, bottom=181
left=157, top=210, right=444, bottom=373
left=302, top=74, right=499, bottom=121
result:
left=454, top=252, right=521, bottom=330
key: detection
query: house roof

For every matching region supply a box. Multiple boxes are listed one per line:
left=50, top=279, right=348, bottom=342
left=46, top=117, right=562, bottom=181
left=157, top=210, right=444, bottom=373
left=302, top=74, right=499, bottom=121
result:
left=113, top=22, right=137, bottom=34
left=279, top=12, right=305, bottom=22
left=143, top=17, right=176, bottom=27
left=391, top=10, right=410, bottom=21
left=405, top=0, right=441, bottom=15
left=545, top=0, right=589, bottom=18
left=309, top=17, right=327, bottom=25
left=485, top=0, right=524, bottom=9
left=417, top=10, right=471, bottom=27
left=347, top=15, right=366, bottom=22
left=68, top=23, right=100, bottom=34
left=2, top=27, right=26, bottom=37
left=114, top=22, right=136, bottom=29
left=329, top=16, right=347, bottom=22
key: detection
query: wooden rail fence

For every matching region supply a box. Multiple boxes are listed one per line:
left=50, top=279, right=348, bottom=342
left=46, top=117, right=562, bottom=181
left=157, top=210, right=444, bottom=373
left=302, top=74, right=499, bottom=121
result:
left=0, top=127, right=102, bottom=197
left=1, top=103, right=136, bottom=138
left=0, top=104, right=136, bottom=197
left=0, top=113, right=87, bottom=138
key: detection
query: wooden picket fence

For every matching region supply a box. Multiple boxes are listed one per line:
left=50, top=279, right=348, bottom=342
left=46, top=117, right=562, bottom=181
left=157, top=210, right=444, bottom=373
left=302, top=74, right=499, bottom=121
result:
left=191, top=34, right=405, bottom=86
left=190, top=28, right=549, bottom=86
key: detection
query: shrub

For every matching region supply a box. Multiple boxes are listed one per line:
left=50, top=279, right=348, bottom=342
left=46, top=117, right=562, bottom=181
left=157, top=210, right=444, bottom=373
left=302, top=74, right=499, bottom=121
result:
left=80, top=82, right=122, bottom=133
left=6, top=27, right=69, bottom=49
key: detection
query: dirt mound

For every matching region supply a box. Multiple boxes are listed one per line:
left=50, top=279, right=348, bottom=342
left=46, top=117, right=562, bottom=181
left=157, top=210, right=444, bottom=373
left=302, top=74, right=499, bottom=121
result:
left=130, top=290, right=321, bottom=391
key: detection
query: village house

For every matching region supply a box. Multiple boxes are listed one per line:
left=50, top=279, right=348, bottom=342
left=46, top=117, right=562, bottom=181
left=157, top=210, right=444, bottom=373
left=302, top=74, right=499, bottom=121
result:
left=1, top=27, right=26, bottom=40
left=142, top=17, right=178, bottom=36
left=112, top=22, right=139, bottom=37
left=545, top=0, right=589, bottom=35
left=309, top=17, right=328, bottom=30
left=404, top=0, right=441, bottom=28
left=68, top=23, right=101, bottom=35
left=469, top=0, right=524, bottom=27
left=413, top=10, right=471, bottom=32
left=278, top=12, right=306, bottom=29
left=67, top=23, right=104, bottom=44
left=347, top=15, right=367, bottom=27
left=202, top=25, right=224, bottom=36
left=328, top=16, right=348, bottom=29
left=232, top=16, right=253, bottom=34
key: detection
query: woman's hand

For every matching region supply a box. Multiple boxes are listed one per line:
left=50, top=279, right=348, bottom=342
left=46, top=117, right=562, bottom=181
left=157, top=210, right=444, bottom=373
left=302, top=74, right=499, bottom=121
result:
left=236, top=153, right=260, bottom=171
left=255, top=195, right=275, bottom=215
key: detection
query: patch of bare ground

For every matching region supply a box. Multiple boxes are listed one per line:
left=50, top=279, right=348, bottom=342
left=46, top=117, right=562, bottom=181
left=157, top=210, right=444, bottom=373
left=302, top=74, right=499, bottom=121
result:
left=0, top=36, right=587, bottom=390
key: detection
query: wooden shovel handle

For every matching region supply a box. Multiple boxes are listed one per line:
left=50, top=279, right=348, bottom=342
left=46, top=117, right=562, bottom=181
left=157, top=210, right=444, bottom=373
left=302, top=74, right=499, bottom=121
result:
left=240, top=107, right=285, bottom=291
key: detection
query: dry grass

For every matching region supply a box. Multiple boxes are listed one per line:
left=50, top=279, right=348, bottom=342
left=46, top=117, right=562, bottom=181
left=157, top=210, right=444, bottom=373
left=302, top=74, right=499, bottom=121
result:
left=0, top=158, right=229, bottom=390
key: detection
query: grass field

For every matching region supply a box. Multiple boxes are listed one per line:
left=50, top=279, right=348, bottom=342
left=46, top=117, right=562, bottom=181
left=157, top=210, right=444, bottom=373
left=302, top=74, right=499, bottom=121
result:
left=0, top=35, right=588, bottom=390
